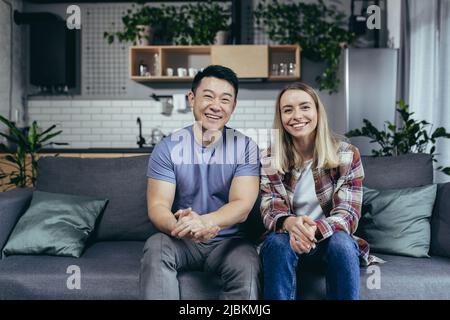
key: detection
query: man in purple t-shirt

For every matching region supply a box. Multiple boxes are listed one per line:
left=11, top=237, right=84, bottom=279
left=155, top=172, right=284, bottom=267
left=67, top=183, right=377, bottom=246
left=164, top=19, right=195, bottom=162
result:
left=139, top=65, right=261, bottom=300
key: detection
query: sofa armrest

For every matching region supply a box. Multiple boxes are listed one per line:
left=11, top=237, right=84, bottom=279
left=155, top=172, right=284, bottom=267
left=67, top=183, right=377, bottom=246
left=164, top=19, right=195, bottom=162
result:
left=430, top=182, right=450, bottom=258
left=0, top=188, right=33, bottom=254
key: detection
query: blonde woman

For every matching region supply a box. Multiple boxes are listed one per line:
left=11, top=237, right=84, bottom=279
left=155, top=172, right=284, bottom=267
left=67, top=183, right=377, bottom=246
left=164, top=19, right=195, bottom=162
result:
left=260, top=83, right=378, bottom=300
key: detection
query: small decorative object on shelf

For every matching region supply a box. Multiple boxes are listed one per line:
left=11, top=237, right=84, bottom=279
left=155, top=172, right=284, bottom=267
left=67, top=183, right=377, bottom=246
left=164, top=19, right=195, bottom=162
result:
left=288, top=63, right=296, bottom=76
left=138, top=60, right=148, bottom=76
left=271, top=63, right=279, bottom=76
left=166, top=67, right=173, bottom=76
left=278, top=63, right=287, bottom=76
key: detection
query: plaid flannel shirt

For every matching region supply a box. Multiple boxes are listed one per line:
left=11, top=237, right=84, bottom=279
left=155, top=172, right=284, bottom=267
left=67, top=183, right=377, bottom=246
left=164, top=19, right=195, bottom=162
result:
left=260, top=141, right=381, bottom=266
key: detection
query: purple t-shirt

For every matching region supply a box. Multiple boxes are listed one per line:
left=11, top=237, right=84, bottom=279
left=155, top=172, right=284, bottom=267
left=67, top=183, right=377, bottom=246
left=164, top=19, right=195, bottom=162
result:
left=147, top=125, right=260, bottom=239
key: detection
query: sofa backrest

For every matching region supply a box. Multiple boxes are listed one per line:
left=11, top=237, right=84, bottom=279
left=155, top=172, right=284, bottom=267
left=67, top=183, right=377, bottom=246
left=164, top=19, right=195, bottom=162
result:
left=36, top=155, right=156, bottom=241
left=244, top=153, right=435, bottom=242
left=34, top=153, right=434, bottom=242
left=361, top=153, right=433, bottom=189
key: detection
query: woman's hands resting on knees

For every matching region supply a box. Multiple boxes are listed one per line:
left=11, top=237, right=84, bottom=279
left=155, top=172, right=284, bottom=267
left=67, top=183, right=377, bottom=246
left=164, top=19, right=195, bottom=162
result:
left=282, top=216, right=317, bottom=254
left=171, top=208, right=220, bottom=243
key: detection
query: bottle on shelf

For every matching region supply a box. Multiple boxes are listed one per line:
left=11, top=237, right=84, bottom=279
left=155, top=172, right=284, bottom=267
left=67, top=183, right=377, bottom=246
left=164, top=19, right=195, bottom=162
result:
left=288, top=62, right=296, bottom=76
left=138, top=60, right=148, bottom=77
left=279, top=63, right=287, bottom=76
left=153, top=53, right=160, bottom=76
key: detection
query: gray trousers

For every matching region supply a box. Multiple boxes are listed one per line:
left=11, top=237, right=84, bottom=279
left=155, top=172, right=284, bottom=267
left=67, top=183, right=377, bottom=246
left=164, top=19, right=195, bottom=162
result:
left=139, top=232, right=261, bottom=300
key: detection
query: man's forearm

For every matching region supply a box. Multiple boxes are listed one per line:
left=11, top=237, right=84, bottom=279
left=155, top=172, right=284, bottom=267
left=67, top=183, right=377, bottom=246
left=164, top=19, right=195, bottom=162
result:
left=203, top=199, right=252, bottom=229
left=148, top=204, right=177, bottom=235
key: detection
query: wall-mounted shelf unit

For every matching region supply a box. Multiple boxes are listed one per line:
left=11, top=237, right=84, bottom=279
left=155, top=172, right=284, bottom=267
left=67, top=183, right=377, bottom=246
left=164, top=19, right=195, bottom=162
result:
left=129, top=45, right=301, bottom=82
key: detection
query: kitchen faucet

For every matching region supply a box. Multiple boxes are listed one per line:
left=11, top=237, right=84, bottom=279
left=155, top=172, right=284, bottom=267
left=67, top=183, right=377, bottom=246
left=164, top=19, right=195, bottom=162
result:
left=136, top=117, right=145, bottom=148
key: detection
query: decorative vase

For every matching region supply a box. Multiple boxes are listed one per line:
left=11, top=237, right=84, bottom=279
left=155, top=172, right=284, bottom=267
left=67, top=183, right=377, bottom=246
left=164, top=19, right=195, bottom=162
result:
left=214, top=30, right=229, bottom=45
left=136, top=25, right=154, bottom=46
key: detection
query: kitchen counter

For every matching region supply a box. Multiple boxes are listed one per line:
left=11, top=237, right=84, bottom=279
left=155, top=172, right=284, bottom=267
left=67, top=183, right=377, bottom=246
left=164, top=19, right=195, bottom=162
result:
left=0, top=147, right=153, bottom=192
left=37, top=147, right=153, bottom=154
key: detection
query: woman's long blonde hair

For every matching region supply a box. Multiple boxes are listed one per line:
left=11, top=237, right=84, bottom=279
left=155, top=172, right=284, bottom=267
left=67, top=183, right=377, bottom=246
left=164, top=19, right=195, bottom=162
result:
left=271, top=82, right=341, bottom=174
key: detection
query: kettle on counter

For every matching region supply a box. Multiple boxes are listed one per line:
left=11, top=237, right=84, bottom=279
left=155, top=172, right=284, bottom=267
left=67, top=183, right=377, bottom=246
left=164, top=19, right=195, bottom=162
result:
left=150, top=127, right=165, bottom=145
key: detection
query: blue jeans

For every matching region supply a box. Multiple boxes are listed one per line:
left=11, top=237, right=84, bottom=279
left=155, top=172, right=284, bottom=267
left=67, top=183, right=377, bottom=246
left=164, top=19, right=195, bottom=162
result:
left=261, top=231, right=360, bottom=300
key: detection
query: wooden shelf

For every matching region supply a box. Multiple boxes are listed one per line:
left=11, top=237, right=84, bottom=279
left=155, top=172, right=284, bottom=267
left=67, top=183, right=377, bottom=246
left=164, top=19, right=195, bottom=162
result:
left=269, top=45, right=301, bottom=78
left=129, top=45, right=301, bottom=81
left=268, top=76, right=300, bottom=81
left=131, top=76, right=194, bottom=82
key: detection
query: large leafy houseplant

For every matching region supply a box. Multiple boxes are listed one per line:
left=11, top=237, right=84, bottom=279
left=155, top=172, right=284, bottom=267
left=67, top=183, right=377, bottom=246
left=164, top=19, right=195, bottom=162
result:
left=104, top=4, right=169, bottom=45
left=179, top=1, right=231, bottom=45
left=104, top=2, right=231, bottom=46
left=346, top=100, right=450, bottom=176
left=254, top=0, right=355, bottom=93
left=0, top=115, right=68, bottom=190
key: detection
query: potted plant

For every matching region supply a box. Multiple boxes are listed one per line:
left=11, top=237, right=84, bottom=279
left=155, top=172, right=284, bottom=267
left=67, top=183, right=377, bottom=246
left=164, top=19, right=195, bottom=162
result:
left=104, top=4, right=164, bottom=45
left=254, top=0, right=355, bottom=93
left=0, top=115, right=68, bottom=190
left=180, top=1, right=231, bottom=45
left=346, top=100, right=450, bottom=176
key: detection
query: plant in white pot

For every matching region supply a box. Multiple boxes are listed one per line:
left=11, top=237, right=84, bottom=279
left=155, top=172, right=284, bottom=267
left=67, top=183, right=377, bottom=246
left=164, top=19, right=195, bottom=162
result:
left=104, top=4, right=164, bottom=45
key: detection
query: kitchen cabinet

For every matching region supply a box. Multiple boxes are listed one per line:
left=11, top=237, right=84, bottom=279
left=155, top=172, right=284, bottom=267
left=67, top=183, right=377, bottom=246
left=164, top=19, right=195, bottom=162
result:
left=129, top=45, right=301, bottom=81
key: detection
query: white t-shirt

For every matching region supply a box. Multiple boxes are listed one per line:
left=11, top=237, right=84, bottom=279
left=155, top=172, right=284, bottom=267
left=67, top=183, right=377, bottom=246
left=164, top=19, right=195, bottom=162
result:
left=292, top=160, right=324, bottom=221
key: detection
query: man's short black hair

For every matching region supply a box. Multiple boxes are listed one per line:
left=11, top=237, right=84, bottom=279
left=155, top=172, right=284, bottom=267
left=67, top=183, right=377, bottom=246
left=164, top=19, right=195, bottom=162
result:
left=191, top=65, right=239, bottom=98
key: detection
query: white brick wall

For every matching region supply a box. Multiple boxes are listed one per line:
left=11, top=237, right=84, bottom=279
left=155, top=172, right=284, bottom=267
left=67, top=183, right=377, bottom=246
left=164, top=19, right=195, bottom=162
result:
left=27, top=99, right=276, bottom=148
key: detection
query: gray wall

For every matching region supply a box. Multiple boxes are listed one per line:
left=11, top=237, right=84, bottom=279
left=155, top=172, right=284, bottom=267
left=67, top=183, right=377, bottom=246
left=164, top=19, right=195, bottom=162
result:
left=22, top=1, right=353, bottom=100
left=20, top=0, right=395, bottom=140
left=21, top=1, right=354, bottom=134
left=0, top=0, right=25, bottom=126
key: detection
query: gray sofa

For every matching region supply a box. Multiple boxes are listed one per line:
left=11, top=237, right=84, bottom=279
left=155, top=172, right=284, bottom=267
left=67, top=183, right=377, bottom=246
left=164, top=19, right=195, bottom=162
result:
left=0, top=155, right=261, bottom=299
left=0, top=153, right=449, bottom=299
left=299, top=153, right=450, bottom=299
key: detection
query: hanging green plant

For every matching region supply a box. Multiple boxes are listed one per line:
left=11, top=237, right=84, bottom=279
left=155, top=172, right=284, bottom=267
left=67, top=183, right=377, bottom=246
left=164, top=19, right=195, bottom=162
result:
left=180, top=0, right=231, bottom=45
left=254, top=0, right=355, bottom=93
left=346, top=100, right=450, bottom=176
left=104, top=1, right=231, bottom=46
left=103, top=4, right=184, bottom=45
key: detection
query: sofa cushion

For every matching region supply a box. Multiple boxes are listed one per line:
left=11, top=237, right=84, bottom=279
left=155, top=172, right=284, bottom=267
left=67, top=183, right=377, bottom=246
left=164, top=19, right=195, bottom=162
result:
left=36, top=156, right=156, bottom=241
left=0, top=241, right=225, bottom=300
left=178, top=271, right=222, bottom=300
left=0, top=188, right=33, bottom=254
left=357, top=185, right=436, bottom=258
left=2, top=191, right=108, bottom=258
left=361, top=153, right=433, bottom=190
left=0, top=241, right=143, bottom=299
left=298, top=253, right=450, bottom=299
left=431, top=182, right=450, bottom=258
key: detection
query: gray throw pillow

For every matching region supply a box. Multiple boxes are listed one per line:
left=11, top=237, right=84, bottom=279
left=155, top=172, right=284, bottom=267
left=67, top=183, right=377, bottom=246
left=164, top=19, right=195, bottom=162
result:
left=430, top=182, right=450, bottom=258
left=357, top=184, right=437, bottom=258
left=2, top=191, right=108, bottom=258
